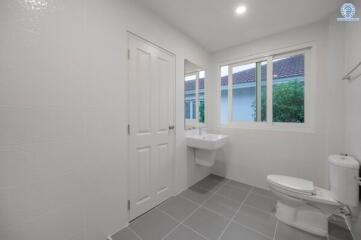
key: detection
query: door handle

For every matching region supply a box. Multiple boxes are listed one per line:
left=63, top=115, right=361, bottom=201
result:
left=169, top=125, right=175, bottom=130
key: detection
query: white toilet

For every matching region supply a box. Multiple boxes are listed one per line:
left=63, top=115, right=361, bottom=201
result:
left=267, top=155, right=360, bottom=237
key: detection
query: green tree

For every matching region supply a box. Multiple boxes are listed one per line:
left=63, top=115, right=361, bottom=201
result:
left=199, top=101, right=205, bottom=123
left=253, top=80, right=304, bottom=123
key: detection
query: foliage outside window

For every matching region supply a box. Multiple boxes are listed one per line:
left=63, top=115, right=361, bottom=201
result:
left=272, top=80, right=304, bottom=123
left=220, top=50, right=308, bottom=127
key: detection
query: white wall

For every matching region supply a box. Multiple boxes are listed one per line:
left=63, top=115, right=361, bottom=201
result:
left=208, top=19, right=347, bottom=189
left=185, top=60, right=203, bottom=74
left=1, top=1, right=356, bottom=239
left=344, top=0, right=361, bottom=161
left=0, top=0, right=210, bottom=239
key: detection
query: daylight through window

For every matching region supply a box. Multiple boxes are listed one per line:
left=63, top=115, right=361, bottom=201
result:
left=220, top=49, right=308, bottom=126
left=185, top=70, right=206, bottom=126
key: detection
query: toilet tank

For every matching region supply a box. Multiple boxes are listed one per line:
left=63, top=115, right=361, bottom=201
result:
left=328, top=155, right=360, bottom=207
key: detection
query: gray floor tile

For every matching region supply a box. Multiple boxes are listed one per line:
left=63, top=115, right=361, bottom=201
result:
left=220, top=222, right=271, bottom=240
left=184, top=207, right=229, bottom=240
left=204, top=194, right=240, bottom=219
left=216, top=184, right=248, bottom=203
left=193, top=179, right=221, bottom=192
left=112, top=227, right=140, bottom=240
left=252, top=187, right=275, bottom=199
left=350, top=204, right=361, bottom=236
left=129, top=208, right=178, bottom=240
left=350, top=205, right=361, bottom=240
left=180, top=186, right=213, bottom=204
left=158, top=196, right=198, bottom=222
left=164, top=224, right=206, bottom=240
left=244, top=193, right=276, bottom=213
left=206, top=174, right=228, bottom=184
left=328, top=214, right=349, bottom=229
left=275, top=222, right=326, bottom=240
left=233, top=205, right=277, bottom=238
left=192, top=174, right=226, bottom=192
left=118, top=176, right=350, bottom=240
left=328, top=222, right=353, bottom=240
left=226, top=180, right=252, bottom=192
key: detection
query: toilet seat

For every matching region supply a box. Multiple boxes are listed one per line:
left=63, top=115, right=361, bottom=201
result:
left=267, top=175, right=340, bottom=206
left=267, top=175, right=315, bottom=195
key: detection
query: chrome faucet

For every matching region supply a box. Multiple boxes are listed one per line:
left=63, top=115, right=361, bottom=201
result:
left=198, top=127, right=206, bottom=135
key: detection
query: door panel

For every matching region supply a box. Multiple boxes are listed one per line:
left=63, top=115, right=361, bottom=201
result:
left=157, top=57, right=170, bottom=132
left=156, top=143, right=171, bottom=199
left=135, top=49, right=152, bottom=133
left=128, top=34, right=175, bottom=220
left=136, top=147, right=151, bottom=203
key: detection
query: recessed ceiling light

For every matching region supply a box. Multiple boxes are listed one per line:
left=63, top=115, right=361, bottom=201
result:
left=235, top=5, right=247, bottom=15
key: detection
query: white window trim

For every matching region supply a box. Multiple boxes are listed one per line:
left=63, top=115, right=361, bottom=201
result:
left=217, top=43, right=315, bottom=132
left=227, top=56, right=269, bottom=123
left=185, top=71, right=207, bottom=128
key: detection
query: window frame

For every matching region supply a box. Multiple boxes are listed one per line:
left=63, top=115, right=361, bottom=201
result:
left=217, top=44, right=313, bottom=132
left=227, top=57, right=269, bottom=123
left=185, top=70, right=206, bottom=128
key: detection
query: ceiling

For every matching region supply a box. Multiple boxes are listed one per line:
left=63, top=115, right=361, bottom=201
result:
left=136, top=0, right=343, bottom=52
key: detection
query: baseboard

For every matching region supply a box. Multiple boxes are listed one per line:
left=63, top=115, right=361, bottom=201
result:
left=174, top=173, right=213, bottom=196
left=211, top=171, right=269, bottom=190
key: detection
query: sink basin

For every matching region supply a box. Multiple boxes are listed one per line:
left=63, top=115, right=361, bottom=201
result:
left=186, top=133, right=228, bottom=150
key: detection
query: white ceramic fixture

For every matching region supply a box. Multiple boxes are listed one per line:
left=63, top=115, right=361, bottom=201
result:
left=267, top=154, right=360, bottom=237
left=186, top=133, right=228, bottom=167
left=187, top=133, right=228, bottom=150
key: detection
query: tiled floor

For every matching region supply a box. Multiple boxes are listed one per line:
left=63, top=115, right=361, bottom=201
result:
left=112, top=174, right=353, bottom=240
left=328, top=212, right=359, bottom=240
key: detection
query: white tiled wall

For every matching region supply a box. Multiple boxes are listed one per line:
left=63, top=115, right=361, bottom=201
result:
left=1, top=0, right=87, bottom=238
left=0, top=0, right=210, bottom=239
left=345, top=0, right=361, bottom=161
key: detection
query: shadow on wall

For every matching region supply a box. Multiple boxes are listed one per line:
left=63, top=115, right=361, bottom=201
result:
left=213, top=143, right=231, bottom=177
left=186, top=145, right=211, bottom=188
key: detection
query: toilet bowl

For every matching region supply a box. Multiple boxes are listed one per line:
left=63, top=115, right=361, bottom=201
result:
left=267, top=155, right=359, bottom=237
left=268, top=175, right=340, bottom=236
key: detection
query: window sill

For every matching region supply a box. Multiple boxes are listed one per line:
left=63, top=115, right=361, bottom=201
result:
left=217, top=123, right=314, bottom=133
left=185, top=119, right=206, bottom=130
left=185, top=124, right=206, bottom=130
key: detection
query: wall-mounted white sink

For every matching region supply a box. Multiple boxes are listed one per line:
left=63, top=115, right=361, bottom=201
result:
left=186, top=133, right=228, bottom=150
left=186, top=133, right=228, bottom=167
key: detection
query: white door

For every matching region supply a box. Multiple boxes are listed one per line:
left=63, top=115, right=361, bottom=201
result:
left=128, top=33, right=175, bottom=220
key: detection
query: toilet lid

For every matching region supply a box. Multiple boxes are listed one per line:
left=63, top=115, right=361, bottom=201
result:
left=267, top=175, right=315, bottom=195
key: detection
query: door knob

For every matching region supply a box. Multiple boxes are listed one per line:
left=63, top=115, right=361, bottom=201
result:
left=169, top=125, right=175, bottom=130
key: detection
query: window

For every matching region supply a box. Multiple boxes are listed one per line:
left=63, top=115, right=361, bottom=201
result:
left=185, top=70, right=206, bottom=126
left=198, top=71, right=205, bottom=123
left=231, top=61, right=267, bottom=122
left=272, top=54, right=304, bottom=123
left=220, top=66, right=228, bottom=124
left=185, top=74, right=196, bottom=120
left=220, top=48, right=309, bottom=128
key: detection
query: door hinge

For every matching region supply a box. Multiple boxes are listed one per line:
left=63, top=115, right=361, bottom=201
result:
left=127, top=200, right=131, bottom=210
left=127, top=124, right=130, bottom=135
left=127, top=49, right=130, bottom=60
